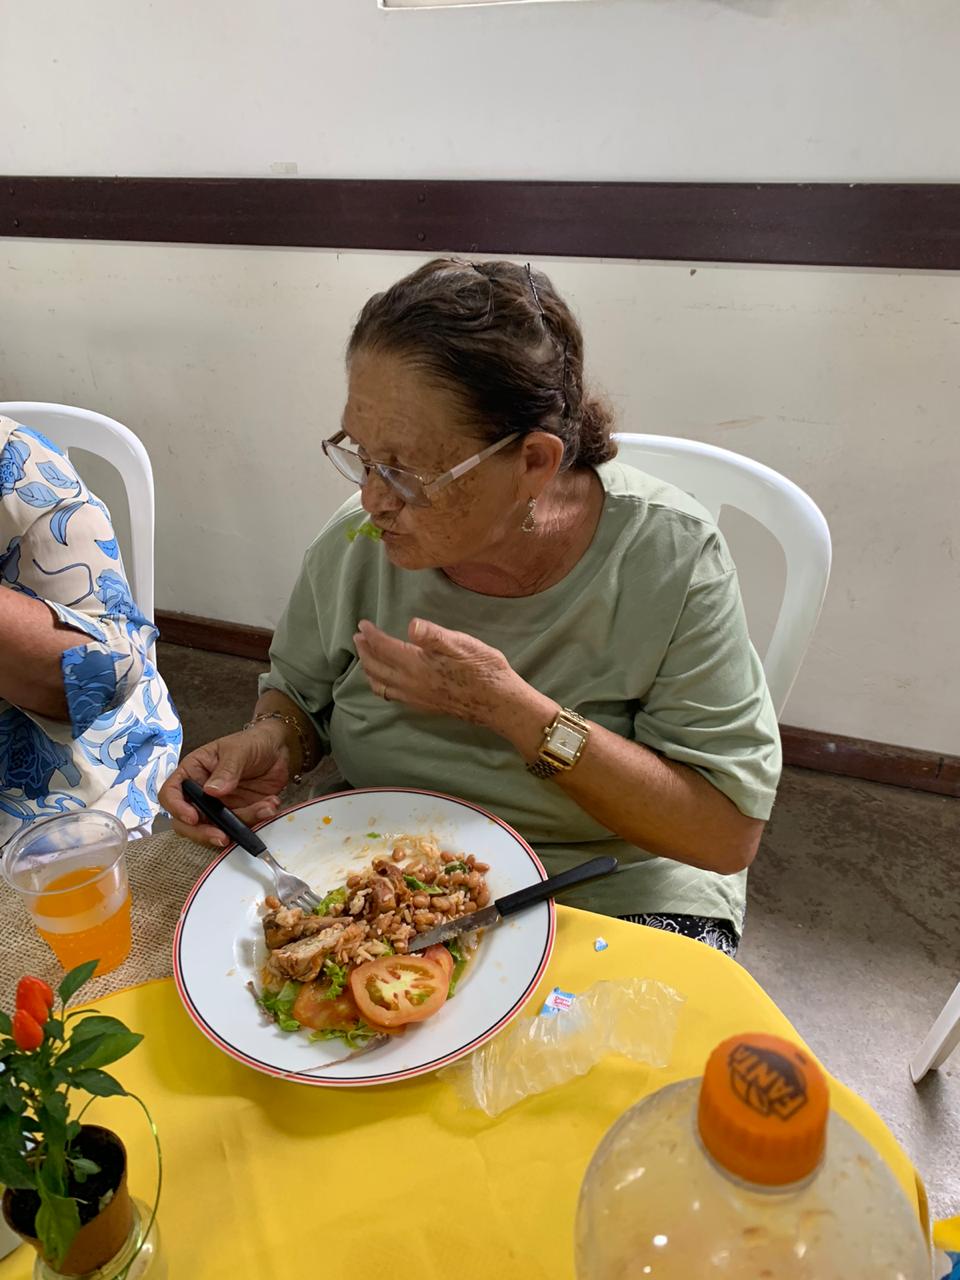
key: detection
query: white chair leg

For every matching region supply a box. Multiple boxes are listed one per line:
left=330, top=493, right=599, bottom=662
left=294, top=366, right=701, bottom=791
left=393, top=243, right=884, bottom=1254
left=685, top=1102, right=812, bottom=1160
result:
left=910, top=979, right=960, bottom=1083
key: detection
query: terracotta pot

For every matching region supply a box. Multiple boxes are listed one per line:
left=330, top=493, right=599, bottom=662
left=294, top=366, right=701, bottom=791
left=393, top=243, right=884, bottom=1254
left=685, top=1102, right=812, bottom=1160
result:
left=2, top=1125, right=134, bottom=1277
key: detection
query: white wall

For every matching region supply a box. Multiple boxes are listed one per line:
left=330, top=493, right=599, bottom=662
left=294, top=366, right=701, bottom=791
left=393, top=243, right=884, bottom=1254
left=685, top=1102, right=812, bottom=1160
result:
left=2, top=240, right=958, bottom=755
left=2, top=0, right=959, bottom=754
left=2, top=0, right=960, bottom=181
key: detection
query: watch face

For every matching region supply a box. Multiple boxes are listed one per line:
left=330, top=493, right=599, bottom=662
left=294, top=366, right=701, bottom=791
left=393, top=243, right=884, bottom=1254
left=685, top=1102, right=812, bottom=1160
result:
left=551, top=723, right=584, bottom=760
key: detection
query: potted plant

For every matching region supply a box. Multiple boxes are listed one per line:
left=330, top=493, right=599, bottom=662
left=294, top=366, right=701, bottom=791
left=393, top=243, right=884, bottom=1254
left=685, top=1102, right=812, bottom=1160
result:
left=0, top=961, right=145, bottom=1275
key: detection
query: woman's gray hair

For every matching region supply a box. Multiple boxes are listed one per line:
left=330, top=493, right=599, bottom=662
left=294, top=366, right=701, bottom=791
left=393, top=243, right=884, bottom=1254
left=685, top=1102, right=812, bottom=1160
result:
left=347, top=258, right=617, bottom=470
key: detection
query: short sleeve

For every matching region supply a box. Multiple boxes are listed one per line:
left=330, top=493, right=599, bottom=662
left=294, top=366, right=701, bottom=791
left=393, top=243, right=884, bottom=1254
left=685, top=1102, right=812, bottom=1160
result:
left=633, top=532, right=782, bottom=820
left=0, top=421, right=157, bottom=738
left=258, top=547, right=343, bottom=758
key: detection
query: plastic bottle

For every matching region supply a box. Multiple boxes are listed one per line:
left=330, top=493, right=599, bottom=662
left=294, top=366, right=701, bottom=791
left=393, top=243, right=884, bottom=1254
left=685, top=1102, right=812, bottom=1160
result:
left=575, top=1033, right=930, bottom=1279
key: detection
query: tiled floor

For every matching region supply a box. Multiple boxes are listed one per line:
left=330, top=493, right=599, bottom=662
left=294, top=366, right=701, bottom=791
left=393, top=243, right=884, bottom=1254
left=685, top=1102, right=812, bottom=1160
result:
left=158, top=640, right=959, bottom=1219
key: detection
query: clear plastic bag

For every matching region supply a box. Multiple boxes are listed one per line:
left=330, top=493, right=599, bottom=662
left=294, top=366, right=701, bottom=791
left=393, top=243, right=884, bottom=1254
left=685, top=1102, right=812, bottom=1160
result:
left=439, top=978, right=684, bottom=1117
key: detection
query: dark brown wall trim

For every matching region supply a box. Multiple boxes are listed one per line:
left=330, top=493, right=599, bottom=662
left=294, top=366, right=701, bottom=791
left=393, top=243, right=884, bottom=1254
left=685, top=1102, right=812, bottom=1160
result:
left=158, top=610, right=272, bottom=664
left=5, top=178, right=960, bottom=270
left=778, top=726, right=959, bottom=797
left=156, top=610, right=960, bottom=797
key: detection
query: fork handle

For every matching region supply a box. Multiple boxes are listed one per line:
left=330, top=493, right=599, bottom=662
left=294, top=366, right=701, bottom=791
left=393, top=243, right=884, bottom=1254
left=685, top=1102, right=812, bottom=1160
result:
left=182, top=779, right=268, bottom=858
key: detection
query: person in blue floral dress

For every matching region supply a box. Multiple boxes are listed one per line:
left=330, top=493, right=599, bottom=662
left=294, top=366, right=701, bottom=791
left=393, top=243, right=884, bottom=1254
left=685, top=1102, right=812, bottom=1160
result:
left=0, top=416, right=182, bottom=847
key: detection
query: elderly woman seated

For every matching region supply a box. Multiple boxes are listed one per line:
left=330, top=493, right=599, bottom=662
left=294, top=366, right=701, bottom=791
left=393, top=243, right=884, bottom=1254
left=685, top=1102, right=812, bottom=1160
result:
left=161, top=259, right=780, bottom=956
left=0, top=416, right=182, bottom=846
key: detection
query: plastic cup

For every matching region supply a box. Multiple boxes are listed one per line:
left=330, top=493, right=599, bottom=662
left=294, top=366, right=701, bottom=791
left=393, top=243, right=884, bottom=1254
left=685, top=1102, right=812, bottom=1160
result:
left=2, top=811, right=131, bottom=976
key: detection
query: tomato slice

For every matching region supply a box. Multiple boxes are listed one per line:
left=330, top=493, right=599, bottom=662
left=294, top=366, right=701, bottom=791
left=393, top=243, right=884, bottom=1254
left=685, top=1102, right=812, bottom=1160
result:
left=423, top=944, right=454, bottom=984
left=292, top=980, right=364, bottom=1032
left=349, top=955, right=449, bottom=1028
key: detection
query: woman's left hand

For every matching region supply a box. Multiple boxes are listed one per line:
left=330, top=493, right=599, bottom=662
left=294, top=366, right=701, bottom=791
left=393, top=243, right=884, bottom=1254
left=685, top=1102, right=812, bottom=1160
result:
left=354, top=617, right=523, bottom=729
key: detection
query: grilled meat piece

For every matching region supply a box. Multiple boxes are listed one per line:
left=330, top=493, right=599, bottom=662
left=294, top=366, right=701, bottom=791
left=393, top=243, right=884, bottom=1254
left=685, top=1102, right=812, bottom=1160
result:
left=262, top=902, right=341, bottom=950
left=265, top=925, right=348, bottom=982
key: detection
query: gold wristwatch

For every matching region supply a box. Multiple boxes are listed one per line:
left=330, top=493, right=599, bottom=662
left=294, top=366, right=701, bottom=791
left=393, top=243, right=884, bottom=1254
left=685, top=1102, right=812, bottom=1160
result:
left=527, top=707, right=590, bottom=779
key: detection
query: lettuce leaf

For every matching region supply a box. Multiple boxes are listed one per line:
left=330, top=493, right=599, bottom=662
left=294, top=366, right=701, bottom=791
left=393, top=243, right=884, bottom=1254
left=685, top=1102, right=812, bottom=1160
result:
left=308, top=1022, right=381, bottom=1049
left=445, top=938, right=468, bottom=997
left=315, top=886, right=348, bottom=915
left=256, top=981, right=301, bottom=1032
left=345, top=521, right=383, bottom=543
left=321, top=959, right=349, bottom=999
left=403, top=874, right=445, bottom=896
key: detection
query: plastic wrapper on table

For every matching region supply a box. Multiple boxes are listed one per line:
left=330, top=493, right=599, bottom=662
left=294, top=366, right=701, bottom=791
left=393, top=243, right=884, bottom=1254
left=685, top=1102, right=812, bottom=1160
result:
left=439, top=978, right=684, bottom=1117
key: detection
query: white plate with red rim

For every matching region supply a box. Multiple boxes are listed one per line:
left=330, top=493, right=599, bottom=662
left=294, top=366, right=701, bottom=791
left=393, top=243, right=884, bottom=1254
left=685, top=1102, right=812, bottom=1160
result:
left=173, top=787, right=555, bottom=1086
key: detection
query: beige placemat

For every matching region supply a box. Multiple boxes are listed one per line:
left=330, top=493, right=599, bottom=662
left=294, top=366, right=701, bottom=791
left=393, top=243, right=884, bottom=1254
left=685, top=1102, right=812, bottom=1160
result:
left=0, top=829, right=212, bottom=1008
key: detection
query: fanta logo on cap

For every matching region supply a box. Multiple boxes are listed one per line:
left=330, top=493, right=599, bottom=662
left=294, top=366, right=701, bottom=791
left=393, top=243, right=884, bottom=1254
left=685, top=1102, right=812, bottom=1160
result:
left=728, top=1042, right=808, bottom=1121
left=698, top=1033, right=829, bottom=1185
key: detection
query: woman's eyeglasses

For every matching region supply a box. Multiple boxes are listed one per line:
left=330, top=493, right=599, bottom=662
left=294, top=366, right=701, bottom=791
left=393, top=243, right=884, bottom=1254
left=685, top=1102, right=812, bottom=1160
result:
left=322, top=431, right=519, bottom=508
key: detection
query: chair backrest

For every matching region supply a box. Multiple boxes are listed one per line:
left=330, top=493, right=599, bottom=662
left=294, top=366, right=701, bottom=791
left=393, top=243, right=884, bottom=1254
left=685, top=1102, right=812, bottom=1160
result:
left=0, top=401, right=156, bottom=623
left=612, top=432, right=831, bottom=717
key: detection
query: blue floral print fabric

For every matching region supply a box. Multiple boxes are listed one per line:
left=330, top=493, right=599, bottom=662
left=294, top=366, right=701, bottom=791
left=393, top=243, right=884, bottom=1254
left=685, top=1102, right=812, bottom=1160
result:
left=0, top=417, right=182, bottom=844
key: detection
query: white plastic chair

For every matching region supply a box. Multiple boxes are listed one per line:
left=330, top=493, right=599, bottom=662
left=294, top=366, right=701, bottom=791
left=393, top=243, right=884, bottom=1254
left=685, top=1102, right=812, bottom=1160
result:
left=613, top=433, right=831, bottom=717
left=0, top=401, right=155, bottom=622
left=910, top=981, right=960, bottom=1082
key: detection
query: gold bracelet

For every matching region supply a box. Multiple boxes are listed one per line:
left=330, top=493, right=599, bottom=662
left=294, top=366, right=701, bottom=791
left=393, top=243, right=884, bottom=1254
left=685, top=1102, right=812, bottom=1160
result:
left=243, top=712, right=314, bottom=784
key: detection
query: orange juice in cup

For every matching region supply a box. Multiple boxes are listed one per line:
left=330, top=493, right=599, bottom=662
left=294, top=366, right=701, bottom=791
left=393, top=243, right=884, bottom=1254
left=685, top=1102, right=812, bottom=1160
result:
left=3, top=811, right=131, bottom=976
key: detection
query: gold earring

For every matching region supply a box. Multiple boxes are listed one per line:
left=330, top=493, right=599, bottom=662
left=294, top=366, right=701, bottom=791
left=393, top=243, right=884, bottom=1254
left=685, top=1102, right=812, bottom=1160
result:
left=521, top=498, right=537, bottom=533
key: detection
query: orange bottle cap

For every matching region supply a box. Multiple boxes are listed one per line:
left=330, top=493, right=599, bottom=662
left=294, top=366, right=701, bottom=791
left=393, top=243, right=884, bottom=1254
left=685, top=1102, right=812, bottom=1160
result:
left=697, top=1033, right=829, bottom=1186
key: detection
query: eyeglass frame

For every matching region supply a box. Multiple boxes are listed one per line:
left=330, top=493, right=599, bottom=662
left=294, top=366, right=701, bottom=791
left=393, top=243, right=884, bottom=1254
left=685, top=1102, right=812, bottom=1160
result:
left=322, top=429, right=521, bottom=508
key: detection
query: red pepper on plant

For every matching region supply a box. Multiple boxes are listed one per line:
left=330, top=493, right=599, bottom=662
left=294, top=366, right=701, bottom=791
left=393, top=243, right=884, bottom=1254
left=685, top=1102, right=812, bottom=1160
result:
left=15, top=985, right=51, bottom=1029
left=11, top=1008, right=44, bottom=1052
left=16, top=976, right=55, bottom=1012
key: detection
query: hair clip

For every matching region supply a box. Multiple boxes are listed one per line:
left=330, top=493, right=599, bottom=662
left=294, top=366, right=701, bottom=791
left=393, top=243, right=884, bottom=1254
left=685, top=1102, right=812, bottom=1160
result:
left=524, top=262, right=546, bottom=319
left=559, top=338, right=570, bottom=419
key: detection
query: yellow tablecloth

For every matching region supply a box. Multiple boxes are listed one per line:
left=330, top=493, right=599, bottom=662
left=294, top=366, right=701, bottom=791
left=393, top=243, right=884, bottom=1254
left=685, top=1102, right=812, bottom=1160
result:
left=0, top=908, right=926, bottom=1279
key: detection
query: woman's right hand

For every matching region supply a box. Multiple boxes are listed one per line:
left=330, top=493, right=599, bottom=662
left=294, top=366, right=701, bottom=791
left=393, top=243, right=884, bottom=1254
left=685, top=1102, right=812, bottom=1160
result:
left=159, top=726, right=290, bottom=847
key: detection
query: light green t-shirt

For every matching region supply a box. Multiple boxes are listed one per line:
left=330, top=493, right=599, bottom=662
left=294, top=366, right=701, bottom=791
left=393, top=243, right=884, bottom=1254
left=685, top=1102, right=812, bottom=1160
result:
left=260, top=462, right=781, bottom=932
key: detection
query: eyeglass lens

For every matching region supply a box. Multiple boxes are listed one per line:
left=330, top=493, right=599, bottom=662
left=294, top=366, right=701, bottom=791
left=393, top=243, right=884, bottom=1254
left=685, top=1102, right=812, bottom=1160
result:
left=326, top=440, right=427, bottom=506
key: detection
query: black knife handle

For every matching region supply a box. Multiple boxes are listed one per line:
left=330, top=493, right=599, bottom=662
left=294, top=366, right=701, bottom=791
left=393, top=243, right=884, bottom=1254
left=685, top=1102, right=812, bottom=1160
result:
left=182, top=778, right=268, bottom=858
left=495, top=855, right=618, bottom=917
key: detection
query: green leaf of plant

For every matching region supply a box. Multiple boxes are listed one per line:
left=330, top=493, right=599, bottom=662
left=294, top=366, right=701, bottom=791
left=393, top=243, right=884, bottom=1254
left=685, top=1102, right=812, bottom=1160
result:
left=12, top=1057, right=47, bottom=1089
left=0, top=1147, right=34, bottom=1190
left=69, top=1069, right=127, bottom=1098
left=0, top=1012, right=11, bottom=1035
left=38, top=1096, right=68, bottom=1155
left=44, top=1018, right=64, bottom=1039
left=55, top=1035, right=106, bottom=1071
left=68, top=1015, right=133, bottom=1044
left=81, top=1030, right=143, bottom=1070
left=57, top=960, right=99, bottom=1006
left=68, top=1156, right=100, bottom=1185
left=0, top=1109, right=33, bottom=1190
left=36, top=1177, right=81, bottom=1269
left=65, top=1121, right=81, bottom=1142
left=38, top=1148, right=66, bottom=1200
left=44, top=1092, right=68, bottom=1124
left=0, top=1083, right=25, bottom=1114
left=57, top=1031, right=142, bottom=1071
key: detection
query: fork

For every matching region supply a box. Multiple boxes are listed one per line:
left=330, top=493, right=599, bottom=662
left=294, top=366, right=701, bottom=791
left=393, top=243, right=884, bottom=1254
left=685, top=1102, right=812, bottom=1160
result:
left=182, top=779, right=322, bottom=912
